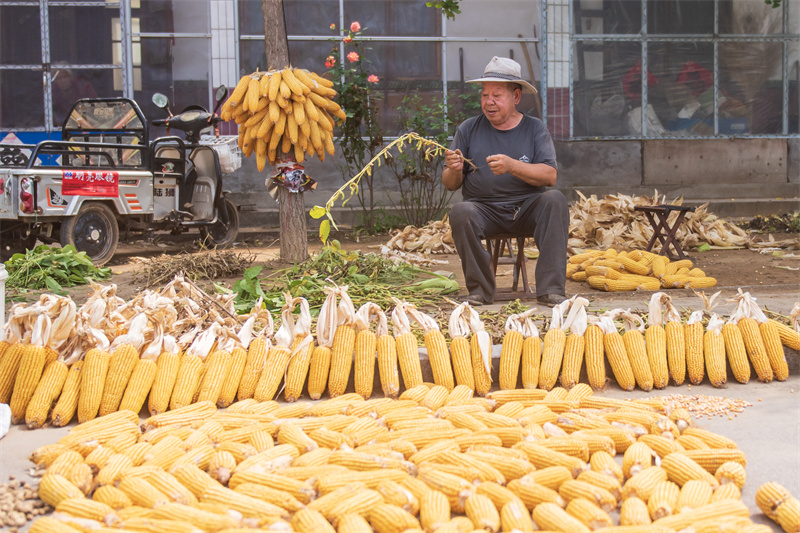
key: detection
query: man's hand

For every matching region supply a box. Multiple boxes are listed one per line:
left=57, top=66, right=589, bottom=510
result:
left=486, top=154, right=515, bottom=175
left=445, top=149, right=464, bottom=172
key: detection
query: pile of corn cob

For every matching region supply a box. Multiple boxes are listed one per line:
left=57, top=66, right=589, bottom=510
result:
left=567, top=249, right=717, bottom=292
left=25, top=385, right=788, bottom=533
left=221, top=68, right=346, bottom=170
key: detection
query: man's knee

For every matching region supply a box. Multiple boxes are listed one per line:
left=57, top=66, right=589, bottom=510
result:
left=540, top=189, right=568, bottom=212
left=449, top=202, right=482, bottom=232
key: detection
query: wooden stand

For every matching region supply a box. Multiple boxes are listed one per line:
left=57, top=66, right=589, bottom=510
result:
left=633, top=205, right=696, bottom=260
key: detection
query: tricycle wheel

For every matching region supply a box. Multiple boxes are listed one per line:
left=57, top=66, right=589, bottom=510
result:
left=60, top=202, right=119, bottom=266
left=199, top=198, right=238, bottom=248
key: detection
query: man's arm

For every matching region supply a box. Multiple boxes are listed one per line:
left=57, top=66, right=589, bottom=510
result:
left=442, top=149, right=465, bottom=191
left=486, top=155, right=557, bottom=187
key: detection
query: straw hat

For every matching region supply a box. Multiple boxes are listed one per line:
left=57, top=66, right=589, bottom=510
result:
left=467, top=56, right=537, bottom=94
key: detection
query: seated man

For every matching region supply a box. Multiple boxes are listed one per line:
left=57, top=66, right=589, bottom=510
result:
left=442, top=56, right=569, bottom=306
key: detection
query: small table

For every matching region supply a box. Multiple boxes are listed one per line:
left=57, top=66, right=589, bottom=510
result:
left=486, top=234, right=535, bottom=300
left=634, top=204, right=696, bottom=260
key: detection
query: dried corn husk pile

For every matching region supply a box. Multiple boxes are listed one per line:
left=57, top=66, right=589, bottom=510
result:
left=23, top=383, right=779, bottom=533
left=386, top=216, right=456, bottom=255
left=569, top=191, right=749, bottom=250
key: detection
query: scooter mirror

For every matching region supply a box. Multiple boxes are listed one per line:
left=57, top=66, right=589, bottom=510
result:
left=152, top=93, right=169, bottom=109
left=214, top=85, right=228, bottom=103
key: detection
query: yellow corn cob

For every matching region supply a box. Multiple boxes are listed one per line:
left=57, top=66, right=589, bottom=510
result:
left=423, top=329, right=453, bottom=391
left=644, top=325, right=669, bottom=389
left=623, top=441, right=653, bottom=478
left=466, top=335, right=490, bottom=397
left=590, top=450, right=624, bottom=483
left=377, top=334, right=400, bottom=398
left=620, top=496, right=651, bottom=525
left=9, top=344, right=47, bottom=423
left=559, top=332, right=584, bottom=389
left=169, top=354, right=203, bottom=410
left=354, top=329, right=376, bottom=399
left=506, top=477, right=566, bottom=509
left=146, top=351, right=179, bottom=415
left=238, top=336, right=268, bottom=400
left=566, top=497, right=613, bottom=529
left=496, top=499, right=532, bottom=532
left=369, top=503, right=421, bottom=533
left=97, top=344, right=139, bottom=417
left=499, top=330, right=523, bottom=390
left=217, top=347, right=247, bottom=407
left=208, top=450, right=237, bottom=485
left=0, top=343, right=25, bottom=404
left=603, top=328, right=635, bottom=391
left=515, top=442, right=588, bottom=478
left=620, top=466, right=668, bottom=501
left=254, top=345, right=292, bottom=402
left=376, top=480, right=419, bottom=515
left=665, top=320, right=686, bottom=385
left=197, top=350, right=231, bottom=404
left=463, top=493, right=500, bottom=533
left=38, top=473, right=83, bottom=507
left=202, top=484, right=288, bottom=520
left=417, top=466, right=475, bottom=513
left=578, top=323, right=604, bottom=390
left=682, top=448, right=746, bottom=473
left=559, top=479, right=617, bottom=512
left=28, top=516, right=86, bottom=533
left=329, top=324, right=356, bottom=398
left=684, top=321, right=705, bottom=385
left=676, top=479, right=713, bottom=513
left=278, top=422, right=318, bottom=453
left=719, top=323, right=749, bottom=384
left=538, top=437, right=591, bottom=462
left=233, top=483, right=304, bottom=512
left=144, top=400, right=216, bottom=430
left=577, top=469, right=621, bottom=500
left=532, top=501, right=591, bottom=532
left=777, top=496, right=800, bottom=533
left=396, top=332, right=424, bottom=391
left=49, top=360, right=82, bottom=427
left=660, top=453, right=719, bottom=488
left=772, top=319, right=800, bottom=350
left=637, top=434, right=681, bottom=460
left=420, top=384, right=449, bottom=410
left=738, top=317, right=773, bottom=382
left=623, top=329, right=654, bottom=391
left=647, top=480, right=680, bottom=520
left=93, top=485, right=133, bottom=510
left=338, top=512, right=373, bottom=533
left=229, top=471, right=316, bottom=503
left=118, top=358, right=157, bottom=414
left=539, top=328, right=566, bottom=391
left=449, top=336, right=475, bottom=391
left=55, top=497, right=120, bottom=526
left=25, top=359, right=68, bottom=429
left=759, top=320, right=789, bottom=381
left=77, top=348, right=111, bottom=423
left=146, top=469, right=198, bottom=506
left=714, top=461, right=746, bottom=490
left=308, top=345, right=332, bottom=400
left=292, top=508, right=336, bottom=533
left=149, top=502, right=240, bottom=531
left=756, top=481, right=792, bottom=520
left=652, top=500, right=749, bottom=531
left=699, top=327, right=726, bottom=388
left=475, top=481, right=526, bottom=511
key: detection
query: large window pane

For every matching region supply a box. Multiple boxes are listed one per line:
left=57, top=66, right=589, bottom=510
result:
left=343, top=1, right=438, bottom=37
left=0, top=6, right=41, bottom=65
left=239, top=39, right=332, bottom=74
left=134, top=0, right=207, bottom=34
left=50, top=6, right=115, bottom=64
left=1, top=70, right=44, bottom=129
left=720, top=0, right=783, bottom=35
left=720, top=42, right=783, bottom=134
left=52, top=68, right=121, bottom=126
left=448, top=0, right=539, bottom=38
left=573, top=41, right=640, bottom=136
left=573, top=0, right=641, bottom=35
left=647, top=42, right=714, bottom=136
left=135, top=37, right=210, bottom=134
left=239, top=0, right=338, bottom=36
left=647, top=0, right=713, bottom=34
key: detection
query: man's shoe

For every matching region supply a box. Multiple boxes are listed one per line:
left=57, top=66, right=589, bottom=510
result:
left=537, top=294, right=566, bottom=307
left=461, top=294, right=491, bottom=306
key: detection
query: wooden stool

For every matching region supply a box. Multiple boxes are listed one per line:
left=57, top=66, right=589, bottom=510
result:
left=634, top=204, right=696, bottom=260
left=485, top=234, right=535, bottom=300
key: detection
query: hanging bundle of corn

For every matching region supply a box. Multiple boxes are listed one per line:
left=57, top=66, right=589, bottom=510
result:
left=703, top=313, right=728, bottom=388
left=467, top=305, right=493, bottom=397
left=327, top=286, right=357, bottom=398
left=597, top=311, right=636, bottom=391
left=408, top=307, right=454, bottom=391
left=391, top=298, right=424, bottom=391
left=664, top=297, right=687, bottom=386
left=737, top=290, right=789, bottom=381
left=237, top=300, right=275, bottom=402
left=308, top=289, right=337, bottom=400
left=284, top=297, right=315, bottom=402
left=731, top=290, right=774, bottom=383
left=351, top=302, right=382, bottom=399
left=621, top=310, right=654, bottom=391
left=255, top=294, right=298, bottom=402
left=644, top=293, right=670, bottom=389
left=539, top=300, right=571, bottom=391
left=448, top=303, right=475, bottom=391
left=561, top=297, right=590, bottom=389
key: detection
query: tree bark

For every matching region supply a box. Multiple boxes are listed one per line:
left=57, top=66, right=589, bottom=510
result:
left=262, top=0, right=308, bottom=262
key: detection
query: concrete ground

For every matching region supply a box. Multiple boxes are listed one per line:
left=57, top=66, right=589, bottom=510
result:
left=0, top=286, right=798, bottom=532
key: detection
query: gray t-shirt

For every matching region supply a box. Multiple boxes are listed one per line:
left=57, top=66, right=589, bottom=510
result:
left=450, top=114, right=557, bottom=203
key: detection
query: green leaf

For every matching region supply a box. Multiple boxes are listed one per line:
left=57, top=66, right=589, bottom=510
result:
left=319, top=219, right=331, bottom=244
left=309, top=205, right=327, bottom=219
left=44, top=276, right=63, bottom=293
left=697, top=243, right=711, bottom=252
left=243, top=265, right=263, bottom=280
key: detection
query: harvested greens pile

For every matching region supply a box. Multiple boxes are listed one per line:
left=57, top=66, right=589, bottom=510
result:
left=5, top=245, right=111, bottom=294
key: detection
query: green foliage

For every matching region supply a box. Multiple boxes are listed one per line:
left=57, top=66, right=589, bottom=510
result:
left=426, top=0, right=462, bottom=19
left=5, top=244, right=112, bottom=294
left=764, top=0, right=782, bottom=7
left=219, top=243, right=458, bottom=314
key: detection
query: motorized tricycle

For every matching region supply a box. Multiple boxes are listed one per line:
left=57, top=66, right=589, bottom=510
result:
left=0, top=86, right=240, bottom=265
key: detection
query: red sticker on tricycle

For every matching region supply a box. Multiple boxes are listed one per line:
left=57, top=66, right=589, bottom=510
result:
left=61, top=170, right=119, bottom=197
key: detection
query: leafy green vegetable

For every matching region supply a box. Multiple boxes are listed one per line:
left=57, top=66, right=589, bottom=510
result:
left=5, top=244, right=112, bottom=294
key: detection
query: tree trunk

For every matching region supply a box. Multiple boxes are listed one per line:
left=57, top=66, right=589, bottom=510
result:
left=262, top=0, right=308, bottom=262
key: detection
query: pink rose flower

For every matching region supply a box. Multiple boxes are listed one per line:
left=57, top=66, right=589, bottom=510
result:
left=368, top=74, right=379, bottom=83
left=325, top=56, right=336, bottom=68
left=343, top=36, right=352, bottom=44
left=350, top=21, right=361, bottom=32
left=347, top=51, right=359, bottom=63
left=330, top=23, right=336, bottom=30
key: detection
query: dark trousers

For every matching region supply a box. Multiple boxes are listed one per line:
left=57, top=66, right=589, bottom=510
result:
left=449, top=190, right=569, bottom=303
